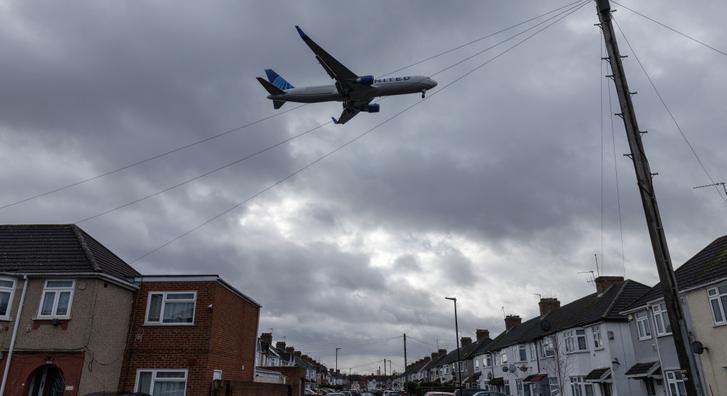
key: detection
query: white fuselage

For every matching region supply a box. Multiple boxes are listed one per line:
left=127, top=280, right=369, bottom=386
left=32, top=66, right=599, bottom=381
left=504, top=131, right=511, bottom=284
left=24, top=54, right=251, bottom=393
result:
left=267, top=75, right=437, bottom=103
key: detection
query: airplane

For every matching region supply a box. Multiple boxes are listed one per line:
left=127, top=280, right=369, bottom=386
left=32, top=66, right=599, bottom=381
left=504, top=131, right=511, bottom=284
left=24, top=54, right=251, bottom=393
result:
left=257, top=26, right=438, bottom=125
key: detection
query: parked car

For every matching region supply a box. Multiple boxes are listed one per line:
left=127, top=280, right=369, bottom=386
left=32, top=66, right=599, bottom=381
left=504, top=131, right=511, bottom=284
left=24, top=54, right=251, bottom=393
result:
left=455, top=390, right=487, bottom=396
left=423, top=393, right=455, bottom=396
left=472, top=392, right=507, bottom=396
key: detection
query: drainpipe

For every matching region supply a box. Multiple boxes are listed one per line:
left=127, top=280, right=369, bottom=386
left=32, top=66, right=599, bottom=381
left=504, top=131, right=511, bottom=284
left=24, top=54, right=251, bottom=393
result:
left=0, top=275, right=28, bottom=395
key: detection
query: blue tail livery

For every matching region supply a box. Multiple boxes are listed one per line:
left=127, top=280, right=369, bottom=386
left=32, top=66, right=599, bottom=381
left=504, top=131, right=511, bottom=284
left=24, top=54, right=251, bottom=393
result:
left=265, top=69, right=294, bottom=90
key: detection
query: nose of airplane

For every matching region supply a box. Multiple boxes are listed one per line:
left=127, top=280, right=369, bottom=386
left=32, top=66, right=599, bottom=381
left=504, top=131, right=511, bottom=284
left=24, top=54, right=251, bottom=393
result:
left=426, top=78, right=438, bottom=89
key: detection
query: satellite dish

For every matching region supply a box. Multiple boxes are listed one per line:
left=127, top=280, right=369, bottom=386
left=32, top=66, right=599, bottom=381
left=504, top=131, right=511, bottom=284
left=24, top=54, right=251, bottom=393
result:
left=508, top=364, right=517, bottom=373
left=540, top=319, right=552, bottom=332
left=691, top=341, right=705, bottom=355
left=519, top=365, right=528, bottom=372
left=502, top=366, right=509, bottom=373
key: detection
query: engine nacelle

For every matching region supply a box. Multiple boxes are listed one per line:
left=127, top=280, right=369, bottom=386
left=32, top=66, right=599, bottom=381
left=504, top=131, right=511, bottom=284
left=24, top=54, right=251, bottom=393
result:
left=356, top=75, right=374, bottom=85
left=366, top=103, right=380, bottom=113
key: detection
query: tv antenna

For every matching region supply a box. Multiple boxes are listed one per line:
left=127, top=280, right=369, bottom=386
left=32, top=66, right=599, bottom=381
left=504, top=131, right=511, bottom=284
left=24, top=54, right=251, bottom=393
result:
left=594, top=253, right=601, bottom=277
left=578, top=270, right=596, bottom=284
left=693, top=182, right=727, bottom=195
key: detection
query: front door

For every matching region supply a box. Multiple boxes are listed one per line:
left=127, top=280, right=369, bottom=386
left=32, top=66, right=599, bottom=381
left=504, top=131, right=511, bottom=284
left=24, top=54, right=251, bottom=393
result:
left=26, top=365, right=64, bottom=396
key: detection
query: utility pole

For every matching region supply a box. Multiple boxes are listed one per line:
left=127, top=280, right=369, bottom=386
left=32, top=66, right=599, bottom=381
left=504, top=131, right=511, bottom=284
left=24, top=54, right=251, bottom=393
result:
left=595, top=1, right=702, bottom=395
left=335, top=347, right=341, bottom=374
left=403, top=333, right=408, bottom=386
left=445, top=297, right=463, bottom=395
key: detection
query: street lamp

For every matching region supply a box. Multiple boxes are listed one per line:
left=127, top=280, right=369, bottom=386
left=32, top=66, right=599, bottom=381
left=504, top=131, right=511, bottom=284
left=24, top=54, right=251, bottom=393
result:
left=335, top=347, right=341, bottom=373
left=445, top=297, right=463, bottom=395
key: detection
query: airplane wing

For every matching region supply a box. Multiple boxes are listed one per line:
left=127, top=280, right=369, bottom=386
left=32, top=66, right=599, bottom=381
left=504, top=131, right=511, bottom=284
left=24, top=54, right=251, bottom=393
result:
left=295, top=26, right=358, bottom=84
left=332, top=100, right=371, bottom=125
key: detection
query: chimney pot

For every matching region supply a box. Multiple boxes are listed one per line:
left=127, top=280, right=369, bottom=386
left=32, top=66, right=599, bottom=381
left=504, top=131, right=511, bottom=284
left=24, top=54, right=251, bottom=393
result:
left=475, top=329, right=490, bottom=341
left=595, top=276, right=625, bottom=295
left=505, top=315, right=522, bottom=331
left=538, top=298, right=561, bottom=317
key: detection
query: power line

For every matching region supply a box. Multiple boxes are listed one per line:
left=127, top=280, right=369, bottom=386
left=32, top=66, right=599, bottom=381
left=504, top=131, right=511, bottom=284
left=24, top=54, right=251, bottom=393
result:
left=131, top=1, right=588, bottom=263
left=381, top=0, right=585, bottom=77
left=611, top=1, right=727, bottom=58
left=0, top=0, right=588, bottom=213
left=613, top=17, right=727, bottom=206
left=71, top=3, right=587, bottom=226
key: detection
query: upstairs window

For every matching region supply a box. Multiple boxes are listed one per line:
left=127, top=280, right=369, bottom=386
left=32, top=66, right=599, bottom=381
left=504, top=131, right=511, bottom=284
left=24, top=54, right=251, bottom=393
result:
left=542, top=336, right=555, bottom=357
left=500, top=352, right=508, bottom=365
left=145, top=291, right=196, bottom=325
left=0, top=278, right=15, bottom=320
left=38, top=280, right=74, bottom=319
left=652, top=303, right=672, bottom=336
left=592, top=325, right=603, bottom=350
left=707, top=285, right=727, bottom=325
left=484, top=354, right=492, bottom=367
left=565, top=329, right=588, bottom=353
left=636, top=311, right=652, bottom=340
left=518, top=344, right=528, bottom=362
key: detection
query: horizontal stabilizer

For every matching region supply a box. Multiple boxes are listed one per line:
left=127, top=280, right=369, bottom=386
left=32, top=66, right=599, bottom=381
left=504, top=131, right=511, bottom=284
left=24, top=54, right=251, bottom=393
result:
left=274, top=100, right=285, bottom=109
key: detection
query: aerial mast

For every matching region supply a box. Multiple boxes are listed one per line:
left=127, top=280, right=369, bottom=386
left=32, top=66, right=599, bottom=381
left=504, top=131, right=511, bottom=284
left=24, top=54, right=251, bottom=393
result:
left=594, top=1, right=702, bottom=394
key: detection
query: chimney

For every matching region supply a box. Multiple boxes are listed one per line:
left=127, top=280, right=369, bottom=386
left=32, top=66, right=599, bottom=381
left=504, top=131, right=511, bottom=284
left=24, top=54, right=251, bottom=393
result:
left=294, top=351, right=302, bottom=357
left=475, top=329, right=490, bottom=341
left=330, top=368, right=334, bottom=373
left=539, top=298, right=561, bottom=317
left=260, top=332, right=273, bottom=347
left=286, top=346, right=295, bottom=353
left=276, top=341, right=286, bottom=350
left=595, top=276, right=625, bottom=295
left=460, top=337, right=472, bottom=347
left=423, top=356, right=430, bottom=362
left=438, top=349, right=447, bottom=358
left=505, top=315, right=522, bottom=331
left=430, top=352, right=438, bottom=360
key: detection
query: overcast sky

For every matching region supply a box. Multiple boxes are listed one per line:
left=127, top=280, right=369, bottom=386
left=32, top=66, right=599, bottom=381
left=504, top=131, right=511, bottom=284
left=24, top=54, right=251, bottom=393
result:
left=1, top=0, right=725, bottom=374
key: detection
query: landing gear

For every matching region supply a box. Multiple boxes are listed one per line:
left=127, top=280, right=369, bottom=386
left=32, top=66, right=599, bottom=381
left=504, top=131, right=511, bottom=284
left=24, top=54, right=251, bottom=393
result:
left=421, top=90, right=426, bottom=99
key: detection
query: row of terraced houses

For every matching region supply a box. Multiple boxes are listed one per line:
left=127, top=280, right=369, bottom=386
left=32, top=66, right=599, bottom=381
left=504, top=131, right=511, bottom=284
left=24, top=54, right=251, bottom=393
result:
left=0, top=224, right=300, bottom=396
left=397, top=235, right=727, bottom=396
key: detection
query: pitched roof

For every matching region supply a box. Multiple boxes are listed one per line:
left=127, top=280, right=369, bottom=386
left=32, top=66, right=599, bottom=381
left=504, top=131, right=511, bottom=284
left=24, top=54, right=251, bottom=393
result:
left=0, top=224, right=140, bottom=280
left=485, top=280, right=650, bottom=351
left=466, top=336, right=494, bottom=358
left=626, top=235, right=727, bottom=310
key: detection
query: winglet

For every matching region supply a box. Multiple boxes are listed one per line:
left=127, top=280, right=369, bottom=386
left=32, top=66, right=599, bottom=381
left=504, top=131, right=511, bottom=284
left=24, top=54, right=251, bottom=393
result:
left=331, top=116, right=339, bottom=124
left=295, top=25, right=308, bottom=40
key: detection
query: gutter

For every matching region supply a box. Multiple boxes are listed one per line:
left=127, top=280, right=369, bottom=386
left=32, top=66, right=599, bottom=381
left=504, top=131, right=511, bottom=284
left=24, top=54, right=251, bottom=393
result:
left=0, top=275, right=29, bottom=395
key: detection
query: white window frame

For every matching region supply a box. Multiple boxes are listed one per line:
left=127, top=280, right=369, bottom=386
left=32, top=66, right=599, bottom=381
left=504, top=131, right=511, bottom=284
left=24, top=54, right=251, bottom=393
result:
left=665, top=370, right=687, bottom=396
left=636, top=311, right=652, bottom=340
left=0, top=278, right=16, bottom=320
left=145, top=291, right=197, bottom=325
left=652, top=303, right=672, bottom=336
left=517, top=344, right=527, bottom=362
left=565, top=329, right=588, bottom=353
left=707, top=285, right=727, bottom=325
left=37, top=279, right=75, bottom=319
left=134, top=368, right=188, bottom=395
left=542, top=336, right=555, bottom=357
left=500, top=351, right=508, bottom=365
left=591, top=325, right=604, bottom=350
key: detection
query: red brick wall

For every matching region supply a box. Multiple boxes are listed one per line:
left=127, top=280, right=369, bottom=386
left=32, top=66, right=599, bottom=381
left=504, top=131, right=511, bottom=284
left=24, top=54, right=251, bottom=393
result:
left=0, top=352, right=84, bottom=395
left=206, top=283, right=259, bottom=383
left=262, top=367, right=306, bottom=396
left=119, top=279, right=260, bottom=395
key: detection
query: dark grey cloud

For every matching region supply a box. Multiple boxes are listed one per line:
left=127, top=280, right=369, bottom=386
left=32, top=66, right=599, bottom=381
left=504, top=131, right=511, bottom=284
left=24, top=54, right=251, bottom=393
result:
left=0, top=0, right=725, bottom=372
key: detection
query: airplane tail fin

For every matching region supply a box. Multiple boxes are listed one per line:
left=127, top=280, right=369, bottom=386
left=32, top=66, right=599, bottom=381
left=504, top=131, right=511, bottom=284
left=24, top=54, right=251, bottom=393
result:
left=265, top=69, right=294, bottom=90
left=256, top=77, right=286, bottom=110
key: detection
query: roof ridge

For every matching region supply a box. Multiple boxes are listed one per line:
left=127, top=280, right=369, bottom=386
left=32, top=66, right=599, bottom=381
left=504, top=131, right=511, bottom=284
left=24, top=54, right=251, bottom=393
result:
left=71, top=224, right=101, bottom=272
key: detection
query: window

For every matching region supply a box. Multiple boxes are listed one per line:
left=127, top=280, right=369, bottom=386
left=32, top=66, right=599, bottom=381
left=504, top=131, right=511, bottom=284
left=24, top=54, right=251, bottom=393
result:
left=652, top=303, right=672, bottom=336
left=501, top=351, right=508, bottom=365
left=484, top=354, right=492, bottom=367
left=136, top=369, right=187, bottom=396
left=504, top=381, right=511, bottom=395
left=145, top=291, right=196, bottom=325
left=542, top=336, right=555, bottom=357
left=570, top=377, right=594, bottom=396
left=549, top=377, right=560, bottom=396
left=564, top=329, right=588, bottom=352
left=516, top=379, right=524, bottom=396
left=592, top=325, right=603, bottom=349
left=665, top=371, right=686, bottom=396
left=37, top=280, right=74, bottom=319
left=707, top=285, right=727, bottom=325
left=636, top=311, right=652, bottom=339
left=518, top=345, right=527, bottom=362
left=475, top=359, right=480, bottom=369
left=0, top=278, right=15, bottom=320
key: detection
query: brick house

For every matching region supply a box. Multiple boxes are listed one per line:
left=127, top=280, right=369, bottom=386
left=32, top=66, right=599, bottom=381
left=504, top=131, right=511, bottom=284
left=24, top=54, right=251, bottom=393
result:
left=0, top=224, right=140, bottom=395
left=118, top=274, right=261, bottom=395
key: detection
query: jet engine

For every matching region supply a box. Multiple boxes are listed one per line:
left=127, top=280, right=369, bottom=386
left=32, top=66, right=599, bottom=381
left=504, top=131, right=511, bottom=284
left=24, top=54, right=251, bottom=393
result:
left=356, top=75, right=374, bottom=85
left=365, top=103, right=380, bottom=113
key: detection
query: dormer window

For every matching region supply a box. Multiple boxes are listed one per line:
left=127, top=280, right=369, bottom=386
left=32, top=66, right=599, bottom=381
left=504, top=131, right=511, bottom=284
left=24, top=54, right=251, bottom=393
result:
left=38, top=280, right=74, bottom=319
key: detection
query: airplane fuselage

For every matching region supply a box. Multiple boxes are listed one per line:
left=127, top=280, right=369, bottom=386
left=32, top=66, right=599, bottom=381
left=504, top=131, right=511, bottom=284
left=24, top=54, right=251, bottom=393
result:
left=267, top=75, right=437, bottom=103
